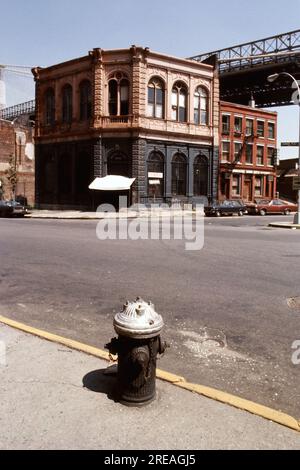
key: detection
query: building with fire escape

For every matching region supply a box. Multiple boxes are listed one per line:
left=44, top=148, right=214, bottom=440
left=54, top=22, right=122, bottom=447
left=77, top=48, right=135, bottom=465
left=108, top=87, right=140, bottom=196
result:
left=219, top=101, right=277, bottom=202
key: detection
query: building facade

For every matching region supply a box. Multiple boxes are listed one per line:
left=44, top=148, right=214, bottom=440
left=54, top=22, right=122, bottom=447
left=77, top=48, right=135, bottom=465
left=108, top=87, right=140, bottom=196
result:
left=277, top=157, right=299, bottom=202
left=219, top=101, right=277, bottom=202
left=33, top=46, right=219, bottom=209
left=0, top=116, right=35, bottom=205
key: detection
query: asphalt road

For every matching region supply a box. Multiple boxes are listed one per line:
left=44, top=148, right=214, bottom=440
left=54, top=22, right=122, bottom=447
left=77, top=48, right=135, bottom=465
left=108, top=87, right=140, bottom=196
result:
left=1, top=214, right=300, bottom=416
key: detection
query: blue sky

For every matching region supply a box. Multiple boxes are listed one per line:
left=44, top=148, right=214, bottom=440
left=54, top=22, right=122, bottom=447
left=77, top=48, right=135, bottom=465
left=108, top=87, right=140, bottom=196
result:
left=1, top=0, right=300, bottom=158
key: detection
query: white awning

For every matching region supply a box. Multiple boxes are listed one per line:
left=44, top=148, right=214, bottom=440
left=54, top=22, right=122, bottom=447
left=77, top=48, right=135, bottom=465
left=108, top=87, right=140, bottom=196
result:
left=89, top=175, right=136, bottom=191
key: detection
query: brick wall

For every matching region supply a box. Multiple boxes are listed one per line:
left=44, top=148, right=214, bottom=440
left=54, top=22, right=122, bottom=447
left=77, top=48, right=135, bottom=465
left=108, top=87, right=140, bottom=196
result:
left=0, top=119, right=35, bottom=205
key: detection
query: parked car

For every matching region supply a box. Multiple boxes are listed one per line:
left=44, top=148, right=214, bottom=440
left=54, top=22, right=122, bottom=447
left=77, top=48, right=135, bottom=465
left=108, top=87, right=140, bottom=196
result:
left=246, top=199, right=298, bottom=216
left=1, top=200, right=27, bottom=217
left=205, top=200, right=247, bottom=217
left=0, top=201, right=14, bottom=217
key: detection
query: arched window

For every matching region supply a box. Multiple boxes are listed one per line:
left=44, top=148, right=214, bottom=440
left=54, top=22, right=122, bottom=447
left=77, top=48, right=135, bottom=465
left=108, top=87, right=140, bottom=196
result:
left=45, top=88, right=55, bottom=126
left=194, top=155, right=208, bottom=196
left=147, top=151, right=164, bottom=198
left=79, top=80, right=92, bottom=120
left=62, top=84, right=72, bottom=124
left=194, top=87, right=209, bottom=125
left=147, top=78, right=164, bottom=119
left=171, top=81, right=187, bottom=122
left=172, top=153, right=187, bottom=196
left=108, top=73, right=129, bottom=116
left=107, top=152, right=130, bottom=177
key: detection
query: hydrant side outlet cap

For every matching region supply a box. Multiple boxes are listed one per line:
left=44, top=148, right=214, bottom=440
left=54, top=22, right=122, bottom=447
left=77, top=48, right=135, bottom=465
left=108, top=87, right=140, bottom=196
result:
left=113, top=298, right=164, bottom=339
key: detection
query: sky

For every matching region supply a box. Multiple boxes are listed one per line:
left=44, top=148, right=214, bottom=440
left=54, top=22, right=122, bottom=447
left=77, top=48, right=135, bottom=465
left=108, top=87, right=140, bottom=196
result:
left=1, top=0, right=300, bottom=159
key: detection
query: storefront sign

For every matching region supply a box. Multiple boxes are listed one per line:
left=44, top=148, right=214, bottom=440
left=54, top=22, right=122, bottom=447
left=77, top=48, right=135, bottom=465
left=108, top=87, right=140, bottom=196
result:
left=148, top=172, right=163, bottom=178
left=149, top=179, right=160, bottom=185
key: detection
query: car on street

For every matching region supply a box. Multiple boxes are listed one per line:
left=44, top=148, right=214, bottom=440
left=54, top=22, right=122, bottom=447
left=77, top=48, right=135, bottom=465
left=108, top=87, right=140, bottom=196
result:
left=0, top=200, right=27, bottom=217
left=246, top=199, right=298, bottom=216
left=0, top=201, right=14, bottom=217
left=204, top=200, right=247, bottom=217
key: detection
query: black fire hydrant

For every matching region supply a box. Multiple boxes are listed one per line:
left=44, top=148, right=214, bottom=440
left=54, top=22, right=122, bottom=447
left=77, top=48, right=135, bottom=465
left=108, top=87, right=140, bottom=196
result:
left=105, top=297, right=169, bottom=406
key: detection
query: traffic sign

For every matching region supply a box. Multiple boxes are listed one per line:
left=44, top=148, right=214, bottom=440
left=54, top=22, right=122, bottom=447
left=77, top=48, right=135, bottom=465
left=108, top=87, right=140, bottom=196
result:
left=293, top=176, right=300, bottom=190
left=281, top=142, right=299, bottom=147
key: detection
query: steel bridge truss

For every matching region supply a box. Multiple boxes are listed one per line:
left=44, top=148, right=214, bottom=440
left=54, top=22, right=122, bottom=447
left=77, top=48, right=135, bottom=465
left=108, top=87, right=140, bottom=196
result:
left=0, top=100, right=35, bottom=121
left=190, top=29, right=300, bottom=73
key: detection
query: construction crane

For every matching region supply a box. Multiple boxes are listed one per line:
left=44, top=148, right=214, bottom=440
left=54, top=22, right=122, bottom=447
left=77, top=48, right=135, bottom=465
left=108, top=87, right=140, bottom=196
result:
left=0, top=64, right=33, bottom=110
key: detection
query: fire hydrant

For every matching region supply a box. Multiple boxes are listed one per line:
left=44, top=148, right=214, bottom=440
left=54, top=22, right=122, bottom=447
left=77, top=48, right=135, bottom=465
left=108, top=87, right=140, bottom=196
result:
left=105, top=297, right=169, bottom=406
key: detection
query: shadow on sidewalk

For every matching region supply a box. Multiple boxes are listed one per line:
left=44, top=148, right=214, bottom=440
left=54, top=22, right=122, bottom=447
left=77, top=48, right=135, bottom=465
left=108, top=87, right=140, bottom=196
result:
left=82, top=367, right=118, bottom=402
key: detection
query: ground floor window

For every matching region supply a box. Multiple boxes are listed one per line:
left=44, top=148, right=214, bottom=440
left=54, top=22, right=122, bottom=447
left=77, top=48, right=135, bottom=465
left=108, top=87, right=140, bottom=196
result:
left=147, top=151, right=164, bottom=198
left=255, top=176, right=264, bottom=196
left=58, top=153, right=72, bottom=199
left=107, top=152, right=129, bottom=176
left=232, top=174, right=241, bottom=196
left=171, top=153, right=187, bottom=196
left=193, top=155, right=208, bottom=196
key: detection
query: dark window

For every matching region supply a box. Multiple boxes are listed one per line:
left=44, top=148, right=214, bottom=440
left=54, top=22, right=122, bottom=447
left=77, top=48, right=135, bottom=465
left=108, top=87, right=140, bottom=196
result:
left=193, top=155, right=208, bottom=197
left=107, top=152, right=129, bottom=177
left=45, top=88, right=55, bottom=126
left=62, top=84, right=72, bottom=124
left=222, top=141, right=230, bottom=162
left=234, top=142, right=242, bottom=161
left=147, top=78, right=165, bottom=119
left=171, top=153, right=187, bottom=195
left=257, top=121, right=265, bottom=137
left=267, top=147, right=275, bottom=166
left=108, top=74, right=129, bottom=116
left=246, top=119, right=254, bottom=136
left=246, top=144, right=253, bottom=164
left=58, top=153, right=72, bottom=198
left=268, top=122, right=275, bottom=139
left=257, top=146, right=264, bottom=165
left=79, top=80, right=92, bottom=121
left=171, top=82, right=187, bottom=123
left=234, top=116, right=242, bottom=133
left=109, top=80, right=118, bottom=116
left=147, top=151, right=164, bottom=198
left=222, top=115, right=230, bottom=133
left=194, top=87, right=208, bottom=125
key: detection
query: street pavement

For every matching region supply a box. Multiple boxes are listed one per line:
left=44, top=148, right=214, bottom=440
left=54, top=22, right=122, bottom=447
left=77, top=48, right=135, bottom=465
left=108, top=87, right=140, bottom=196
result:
left=0, top=215, right=300, bottom=418
left=1, top=324, right=299, bottom=450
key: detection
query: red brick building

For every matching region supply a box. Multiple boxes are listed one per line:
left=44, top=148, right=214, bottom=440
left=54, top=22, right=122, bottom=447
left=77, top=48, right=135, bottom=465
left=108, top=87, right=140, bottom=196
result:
left=0, top=116, right=35, bottom=205
left=219, top=101, right=277, bottom=202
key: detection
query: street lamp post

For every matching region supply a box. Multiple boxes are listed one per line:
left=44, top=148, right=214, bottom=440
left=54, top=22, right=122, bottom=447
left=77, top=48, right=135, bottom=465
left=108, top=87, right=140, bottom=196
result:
left=267, top=72, right=300, bottom=225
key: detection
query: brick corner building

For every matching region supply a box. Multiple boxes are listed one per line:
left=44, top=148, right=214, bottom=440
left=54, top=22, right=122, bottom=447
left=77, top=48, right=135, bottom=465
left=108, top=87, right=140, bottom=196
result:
left=33, top=46, right=220, bottom=209
left=0, top=116, right=35, bottom=205
left=219, top=101, right=277, bottom=202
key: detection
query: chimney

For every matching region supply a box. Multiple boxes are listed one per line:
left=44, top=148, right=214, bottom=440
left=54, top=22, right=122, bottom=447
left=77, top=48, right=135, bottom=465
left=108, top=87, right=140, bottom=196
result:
left=249, top=94, right=255, bottom=108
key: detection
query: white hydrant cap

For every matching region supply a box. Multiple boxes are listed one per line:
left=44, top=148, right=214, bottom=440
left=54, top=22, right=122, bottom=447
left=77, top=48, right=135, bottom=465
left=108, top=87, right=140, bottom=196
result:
left=113, top=297, right=164, bottom=339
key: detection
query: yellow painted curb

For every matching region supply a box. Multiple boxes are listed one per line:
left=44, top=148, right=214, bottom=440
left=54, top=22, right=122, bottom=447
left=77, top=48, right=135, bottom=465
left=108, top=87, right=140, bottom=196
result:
left=0, top=315, right=111, bottom=362
left=1, top=314, right=299, bottom=433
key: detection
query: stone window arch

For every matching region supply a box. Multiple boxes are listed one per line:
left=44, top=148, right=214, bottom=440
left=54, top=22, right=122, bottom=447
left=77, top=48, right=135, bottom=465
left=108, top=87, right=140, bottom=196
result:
left=171, top=81, right=188, bottom=123
left=147, top=77, right=165, bottom=119
left=107, top=151, right=130, bottom=177
left=108, top=72, right=129, bottom=116
left=193, top=154, right=208, bottom=196
left=172, top=153, right=187, bottom=195
left=62, top=84, right=73, bottom=124
left=79, top=80, right=92, bottom=120
left=44, top=88, right=55, bottom=126
left=194, top=86, right=209, bottom=125
left=147, top=151, right=164, bottom=198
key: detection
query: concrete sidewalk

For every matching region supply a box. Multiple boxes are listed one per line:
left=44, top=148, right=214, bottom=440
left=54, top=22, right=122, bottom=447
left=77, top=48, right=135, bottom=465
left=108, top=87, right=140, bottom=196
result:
left=25, top=208, right=203, bottom=220
left=1, top=324, right=300, bottom=450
